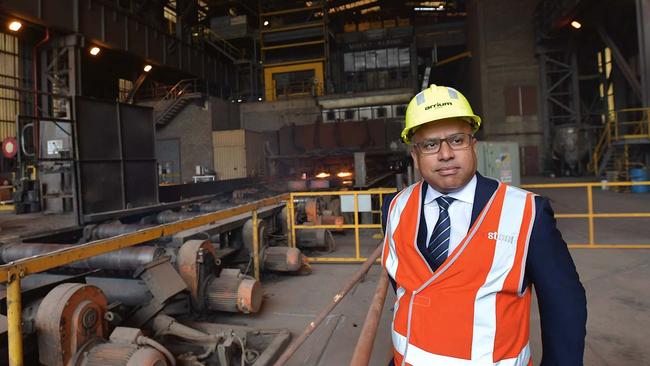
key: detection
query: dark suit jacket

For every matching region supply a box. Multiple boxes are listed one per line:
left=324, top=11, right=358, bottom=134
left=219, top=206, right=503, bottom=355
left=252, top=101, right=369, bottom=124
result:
left=382, top=173, right=587, bottom=366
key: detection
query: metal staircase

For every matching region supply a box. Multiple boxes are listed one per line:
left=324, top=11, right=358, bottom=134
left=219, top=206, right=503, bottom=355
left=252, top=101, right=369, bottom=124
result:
left=154, top=79, right=203, bottom=127
left=197, top=25, right=243, bottom=62
left=589, top=108, right=650, bottom=177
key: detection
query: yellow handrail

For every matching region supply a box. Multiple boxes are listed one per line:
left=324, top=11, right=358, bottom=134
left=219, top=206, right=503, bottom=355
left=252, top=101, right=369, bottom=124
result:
left=290, top=189, right=397, bottom=263
left=521, top=181, right=650, bottom=249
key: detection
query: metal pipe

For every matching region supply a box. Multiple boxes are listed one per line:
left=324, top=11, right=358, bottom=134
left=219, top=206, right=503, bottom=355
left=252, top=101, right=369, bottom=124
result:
left=90, top=222, right=155, bottom=239
left=156, top=210, right=199, bottom=224
left=1, top=244, right=163, bottom=271
left=198, top=202, right=228, bottom=212
left=7, top=272, right=23, bottom=366
left=272, top=243, right=384, bottom=366
left=32, top=28, right=50, bottom=159
left=252, top=210, right=260, bottom=280
left=349, top=269, right=389, bottom=366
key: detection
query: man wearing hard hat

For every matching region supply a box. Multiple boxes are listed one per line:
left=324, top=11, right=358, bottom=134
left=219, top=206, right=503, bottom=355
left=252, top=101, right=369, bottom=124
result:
left=381, top=85, right=586, bottom=366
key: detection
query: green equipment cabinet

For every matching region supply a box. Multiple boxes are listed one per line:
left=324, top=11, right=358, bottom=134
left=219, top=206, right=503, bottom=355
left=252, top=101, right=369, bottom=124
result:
left=476, top=141, right=520, bottom=187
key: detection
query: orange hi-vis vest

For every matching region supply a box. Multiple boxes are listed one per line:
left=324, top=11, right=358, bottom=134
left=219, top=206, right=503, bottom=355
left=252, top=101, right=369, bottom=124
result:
left=382, top=180, right=536, bottom=366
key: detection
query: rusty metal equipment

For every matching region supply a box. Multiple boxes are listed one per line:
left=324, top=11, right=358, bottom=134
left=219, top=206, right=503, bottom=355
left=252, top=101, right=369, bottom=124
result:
left=263, top=246, right=303, bottom=272
left=242, top=218, right=304, bottom=273
left=295, top=229, right=336, bottom=251
left=204, top=268, right=263, bottom=314
left=34, top=283, right=171, bottom=366
left=175, top=239, right=263, bottom=314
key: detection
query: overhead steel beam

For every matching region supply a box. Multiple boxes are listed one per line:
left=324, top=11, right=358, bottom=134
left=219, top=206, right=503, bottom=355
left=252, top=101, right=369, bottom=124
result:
left=637, top=0, right=650, bottom=106
left=597, top=25, right=643, bottom=101
left=0, top=0, right=219, bottom=81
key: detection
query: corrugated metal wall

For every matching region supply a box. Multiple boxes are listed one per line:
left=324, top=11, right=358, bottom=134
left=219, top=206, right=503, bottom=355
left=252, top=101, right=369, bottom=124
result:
left=0, top=33, right=18, bottom=140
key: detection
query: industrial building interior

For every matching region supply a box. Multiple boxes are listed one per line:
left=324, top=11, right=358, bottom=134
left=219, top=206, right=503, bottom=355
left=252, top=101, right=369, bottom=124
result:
left=0, top=0, right=648, bottom=365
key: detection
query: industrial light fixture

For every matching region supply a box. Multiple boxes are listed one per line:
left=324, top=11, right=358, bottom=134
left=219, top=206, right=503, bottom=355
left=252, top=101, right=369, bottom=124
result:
left=89, top=46, right=101, bottom=56
left=8, top=20, right=22, bottom=32
left=143, top=64, right=153, bottom=72
left=263, top=20, right=269, bottom=26
left=315, top=172, right=330, bottom=179
left=571, top=20, right=582, bottom=29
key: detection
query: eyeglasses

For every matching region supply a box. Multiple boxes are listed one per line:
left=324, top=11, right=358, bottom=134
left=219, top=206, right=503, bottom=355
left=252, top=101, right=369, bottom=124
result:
left=412, top=133, right=475, bottom=155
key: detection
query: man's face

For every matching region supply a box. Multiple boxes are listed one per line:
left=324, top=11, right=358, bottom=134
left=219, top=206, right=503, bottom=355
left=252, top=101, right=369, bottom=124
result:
left=410, top=118, right=477, bottom=193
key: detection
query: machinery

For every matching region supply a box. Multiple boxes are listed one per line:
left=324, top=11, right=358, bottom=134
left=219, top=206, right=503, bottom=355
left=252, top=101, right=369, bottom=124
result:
left=33, top=283, right=172, bottom=366
left=21, top=281, right=289, bottom=366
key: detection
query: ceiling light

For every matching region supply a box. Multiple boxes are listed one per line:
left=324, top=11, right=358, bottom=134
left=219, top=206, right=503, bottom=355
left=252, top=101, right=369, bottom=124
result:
left=89, top=47, right=101, bottom=56
left=8, top=21, right=22, bottom=32
left=570, top=20, right=582, bottom=29
left=258, top=97, right=263, bottom=101
left=143, top=64, right=153, bottom=72
left=263, top=20, right=269, bottom=26
left=315, top=172, right=330, bottom=179
left=337, top=171, right=353, bottom=178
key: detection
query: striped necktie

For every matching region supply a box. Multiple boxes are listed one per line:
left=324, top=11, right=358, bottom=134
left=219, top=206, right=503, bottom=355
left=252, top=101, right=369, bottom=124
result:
left=428, top=196, right=456, bottom=271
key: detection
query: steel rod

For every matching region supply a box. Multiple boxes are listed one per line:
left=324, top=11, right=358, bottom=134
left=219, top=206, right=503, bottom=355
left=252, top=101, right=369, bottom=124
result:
left=272, top=243, right=383, bottom=366
left=349, top=269, right=389, bottom=366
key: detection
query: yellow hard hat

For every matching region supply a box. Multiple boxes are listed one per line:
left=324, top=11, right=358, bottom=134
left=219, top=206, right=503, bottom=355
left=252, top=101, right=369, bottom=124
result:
left=401, top=85, right=481, bottom=144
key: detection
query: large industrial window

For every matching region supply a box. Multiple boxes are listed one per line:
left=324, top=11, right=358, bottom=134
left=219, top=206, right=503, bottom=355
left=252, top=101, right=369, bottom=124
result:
left=342, top=47, right=411, bottom=92
left=118, top=78, right=133, bottom=103
left=273, top=70, right=316, bottom=99
left=0, top=32, right=19, bottom=141
left=598, top=47, right=614, bottom=123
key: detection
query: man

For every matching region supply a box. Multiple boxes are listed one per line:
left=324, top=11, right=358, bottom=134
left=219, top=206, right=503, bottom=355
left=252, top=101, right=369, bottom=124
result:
left=381, top=85, right=586, bottom=366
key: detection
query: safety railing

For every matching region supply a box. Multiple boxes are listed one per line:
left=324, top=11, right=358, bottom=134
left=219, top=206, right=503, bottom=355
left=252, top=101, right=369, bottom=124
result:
left=288, top=188, right=397, bottom=263
left=521, top=181, right=650, bottom=248
left=0, top=194, right=290, bottom=366
left=590, top=108, right=650, bottom=174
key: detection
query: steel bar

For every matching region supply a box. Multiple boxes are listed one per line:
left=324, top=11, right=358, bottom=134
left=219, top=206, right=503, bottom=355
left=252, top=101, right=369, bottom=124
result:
left=0, top=244, right=163, bottom=272
left=272, top=243, right=384, bottom=366
left=349, top=269, right=389, bottom=366
left=597, top=26, right=643, bottom=100
left=253, top=210, right=261, bottom=280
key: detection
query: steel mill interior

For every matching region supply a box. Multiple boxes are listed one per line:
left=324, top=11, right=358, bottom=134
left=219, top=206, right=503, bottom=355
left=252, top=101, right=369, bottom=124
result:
left=0, top=0, right=649, bottom=365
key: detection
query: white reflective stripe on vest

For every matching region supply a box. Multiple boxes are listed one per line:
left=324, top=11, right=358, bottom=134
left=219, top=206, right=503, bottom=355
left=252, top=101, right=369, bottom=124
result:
left=472, top=186, right=528, bottom=361
left=384, top=184, right=417, bottom=279
left=393, top=331, right=531, bottom=366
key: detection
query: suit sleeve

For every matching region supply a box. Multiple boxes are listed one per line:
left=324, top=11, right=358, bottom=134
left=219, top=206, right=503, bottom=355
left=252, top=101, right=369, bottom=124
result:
left=526, top=196, right=587, bottom=366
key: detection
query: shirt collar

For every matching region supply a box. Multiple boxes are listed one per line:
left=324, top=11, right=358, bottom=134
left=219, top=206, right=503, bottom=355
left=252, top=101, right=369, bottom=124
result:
left=424, top=174, right=477, bottom=206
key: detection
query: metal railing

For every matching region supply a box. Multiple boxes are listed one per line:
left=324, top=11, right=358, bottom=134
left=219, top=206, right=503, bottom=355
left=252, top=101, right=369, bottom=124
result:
left=0, top=194, right=289, bottom=366
left=521, top=181, right=650, bottom=248
left=590, top=108, right=650, bottom=174
left=154, top=79, right=201, bottom=108
left=288, top=188, right=397, bottom=263
left=196, top=25, right=243, bottom=61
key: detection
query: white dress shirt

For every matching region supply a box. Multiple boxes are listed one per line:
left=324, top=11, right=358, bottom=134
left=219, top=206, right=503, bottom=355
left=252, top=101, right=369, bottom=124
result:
left=424, top=175, right=477, bottom=255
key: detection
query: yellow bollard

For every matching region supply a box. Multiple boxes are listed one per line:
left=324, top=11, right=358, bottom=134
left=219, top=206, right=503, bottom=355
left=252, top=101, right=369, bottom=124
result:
left=7, top=272, right=23, bottom=366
